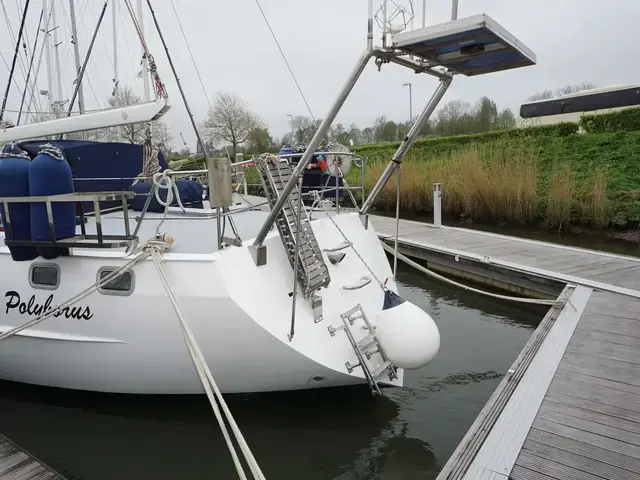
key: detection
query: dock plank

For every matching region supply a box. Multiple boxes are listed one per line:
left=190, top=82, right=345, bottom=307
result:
left=538, top=400, right=640, bottom=435
left=532, top=416, right=640, bottom=460
left=553, top=368, right=640, bottom=396
left=514, top=450, right=623, bottom=480
left=371, top=217, right=640, bottom=292
left=510, top=290, right=640, bottom=479
left=0, top=435, right=64, bottom=480
left=526, top=427, right=640, bottom=475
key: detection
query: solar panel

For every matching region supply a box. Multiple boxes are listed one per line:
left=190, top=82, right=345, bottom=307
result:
left=391, top=14, right=536, bottom=76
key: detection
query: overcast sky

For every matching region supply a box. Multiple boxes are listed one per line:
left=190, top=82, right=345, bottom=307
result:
left=1, top=0, right=639, bottom=149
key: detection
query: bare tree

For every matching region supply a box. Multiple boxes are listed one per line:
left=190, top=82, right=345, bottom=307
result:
left=373, top=115, right=387, bottom=142
left=527, top=89, right=554, bottom=102
left=203, top=91, right=260, bottom=157
left=556, top=82, right=597, bottom=97
left=102, top=87, right=147, bottom=143
left=99, top=86, right=172, bottom=147
left=436, top=99, right=471, bottom=135
left=496, top=108, right=517, bottom=130
left=287, top=115, right=326, bottom=145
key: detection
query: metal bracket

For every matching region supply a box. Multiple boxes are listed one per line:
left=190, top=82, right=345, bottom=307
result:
left=312, top=293, right=324, bottom=323
left=249, top=244, right=267, bottom=266
left=359, top=214, right=369, bottom=230
left=345, top=361, right=361, bottom=374
left=327, top=324, right=347, bottom=337
left=222, top=236, right=242, bottom=247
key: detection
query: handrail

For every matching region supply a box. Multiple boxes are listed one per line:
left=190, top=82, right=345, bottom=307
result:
left=0, top=191, right=135, bottom=203
left=323, top=241, right=352, bottom=252
left=342, top=276, right=372, bottom=291
left=277, top=152, right=364, bottom=159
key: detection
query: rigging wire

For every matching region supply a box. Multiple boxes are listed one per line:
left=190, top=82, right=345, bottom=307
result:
left=81, top=0, right=107, bottom=109
left=0, top=51, right=28, bottom=102
left=164, top=0, right=232, bottom=161
left=16, top=7, right=43, bottom=124
left=17, top=0, right=33, bottom=80
left=1, top=0, right=30, bottom=83
left=252, top=0, right=315, bottom=120
left=118, top=3, right=140, bottom=93
left=167, top=0, right=211, bottom=109
left=14, top=0, right=33, bottom=73
left=15, top=0, right=33, bottom=60
left=55, top=0, right=73, bottom=86
left=0, top=0, right=31, bottom=122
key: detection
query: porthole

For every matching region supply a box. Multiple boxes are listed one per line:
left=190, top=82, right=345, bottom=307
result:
left=97, top=267, right=135, bottom=296
left=29, top=263, right=60, bottom=290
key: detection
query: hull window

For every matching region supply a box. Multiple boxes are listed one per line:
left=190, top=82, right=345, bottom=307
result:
left=97, top=267, right=135, bottom=296
left=29, top=264, right=60, bottom=290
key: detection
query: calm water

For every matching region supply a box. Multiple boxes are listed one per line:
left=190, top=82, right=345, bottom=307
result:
left=0, top=265, right=545, bottom=479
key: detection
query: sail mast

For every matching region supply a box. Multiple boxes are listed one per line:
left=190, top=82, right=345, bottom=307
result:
left=112, top=0, right=118, bottom=95
left=17, top=9, right=44, bottom=125
left=0, top=0, right=32, bottom=123
left=51, top=0, right=63, bottom=114
left=137, top=0, right=150, bottom=102
left=25, top=5, right=54, bottom=122
left=69, top=0, right=85, bottom=114
left=42, top=0, right=54, bottom=114
left=62, top=1, right=108, bottom=122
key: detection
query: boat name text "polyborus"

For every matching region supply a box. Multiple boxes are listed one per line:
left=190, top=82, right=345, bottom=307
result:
left=4, top=291, right=93, bottom=320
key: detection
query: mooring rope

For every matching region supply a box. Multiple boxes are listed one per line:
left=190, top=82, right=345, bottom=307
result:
left=149, top=246, right=265, bottom=479
left=380, top=241, right=565, bottom=307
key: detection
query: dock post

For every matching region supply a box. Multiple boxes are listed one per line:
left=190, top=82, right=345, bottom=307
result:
left=433, top=183, right=442, bottom=227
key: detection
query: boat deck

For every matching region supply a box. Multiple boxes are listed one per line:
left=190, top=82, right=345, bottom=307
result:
left=369, top=216, right=640, bottom=480
left=78, top=207, right=270, bottom=254
left=0, top=434, right=65, bottom=479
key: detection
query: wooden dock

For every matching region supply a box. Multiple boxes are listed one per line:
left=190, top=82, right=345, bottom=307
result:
left=0, top=434, right=65, bottom=479
left=370, top=216, right=640, bottom=480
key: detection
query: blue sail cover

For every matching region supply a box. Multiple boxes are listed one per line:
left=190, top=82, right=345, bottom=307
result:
left=17, top=140, right=171, bottom=213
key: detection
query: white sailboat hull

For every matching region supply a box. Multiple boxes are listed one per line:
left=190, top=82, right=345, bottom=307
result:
left=0, top=212, right=405, bottom=394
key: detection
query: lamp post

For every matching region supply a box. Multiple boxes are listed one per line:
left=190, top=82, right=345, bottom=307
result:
left=403, top=83, right=413, bottom=123
left=287, top=114, right=294, bottom=143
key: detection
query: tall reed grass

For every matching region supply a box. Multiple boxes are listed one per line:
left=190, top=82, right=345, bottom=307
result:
left=364, top=142, right=609, bottom=228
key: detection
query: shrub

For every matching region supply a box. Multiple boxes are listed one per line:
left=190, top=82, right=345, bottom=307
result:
left=580, top=107, right=640, bottom=133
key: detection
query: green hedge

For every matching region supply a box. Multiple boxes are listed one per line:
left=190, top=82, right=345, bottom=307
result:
left=580, top=107, right=640, bottom=133
left=353, top=122, right=579, bottom=158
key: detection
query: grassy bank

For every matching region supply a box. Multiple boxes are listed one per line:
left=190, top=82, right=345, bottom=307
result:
left=171, top=129, right=640, bottom=230
left=351, top=131, right=640, bottom=230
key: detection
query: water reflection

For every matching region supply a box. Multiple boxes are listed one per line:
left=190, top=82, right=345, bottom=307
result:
left=0, top=383, right=402, bottom=480
left=0, top=263, right=542, bottom=479
left=396, top=266, right=545, bottom=331
left=336, top=422, right=440, bottom=479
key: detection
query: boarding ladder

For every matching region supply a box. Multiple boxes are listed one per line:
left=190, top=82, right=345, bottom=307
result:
left=256, top=156, right=331, bottom=298
left=329, top=305, right=397, bottom=395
